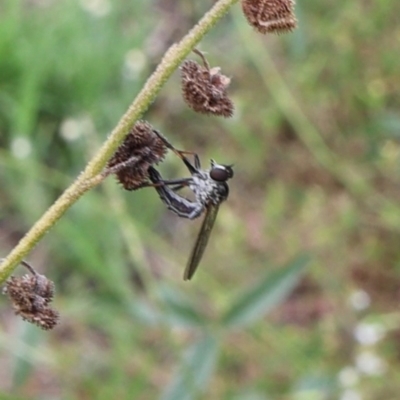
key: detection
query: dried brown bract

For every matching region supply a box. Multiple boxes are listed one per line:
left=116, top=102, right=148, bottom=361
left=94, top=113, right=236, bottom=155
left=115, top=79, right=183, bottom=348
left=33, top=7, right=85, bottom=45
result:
left=4, top=268, right=59, bottom=330
left=241, top=0, right=297, bottom=34
left=180, top=50, right=234, bottom=118
left=107, top=121, right=167, bottom=190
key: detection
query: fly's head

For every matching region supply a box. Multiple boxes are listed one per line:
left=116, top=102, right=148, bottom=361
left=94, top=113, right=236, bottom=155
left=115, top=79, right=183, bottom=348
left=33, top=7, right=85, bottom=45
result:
left=207, top=160, right=233, bottom=204
left=209, top=159, right=234, bottom=182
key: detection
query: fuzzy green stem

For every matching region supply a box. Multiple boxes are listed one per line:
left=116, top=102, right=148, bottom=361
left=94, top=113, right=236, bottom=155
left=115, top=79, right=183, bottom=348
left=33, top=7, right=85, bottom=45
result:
left=0, top=0, right=240, bottom=283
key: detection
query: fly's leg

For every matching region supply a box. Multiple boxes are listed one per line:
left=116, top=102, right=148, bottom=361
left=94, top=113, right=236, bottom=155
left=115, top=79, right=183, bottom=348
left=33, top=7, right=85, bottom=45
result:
left=101, top=154, right=143, bottom=177
left=132, top=176, right=191, bottom=191
left=188, top=204, right=205, bottom=220
left=147, top=167, right=192, bottom=188
left=151, top=129, right=201, bottom=174
left=148, top=167, right=200, bottom=219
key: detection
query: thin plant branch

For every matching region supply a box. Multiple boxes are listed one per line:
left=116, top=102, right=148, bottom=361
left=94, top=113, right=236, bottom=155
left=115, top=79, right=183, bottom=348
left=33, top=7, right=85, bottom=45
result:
left=0, top=0, right=240, bottom=283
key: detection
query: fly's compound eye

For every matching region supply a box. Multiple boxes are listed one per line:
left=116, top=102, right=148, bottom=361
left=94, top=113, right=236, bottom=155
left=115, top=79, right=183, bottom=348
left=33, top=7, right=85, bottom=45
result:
left=210, top=165, right=234, bottom=182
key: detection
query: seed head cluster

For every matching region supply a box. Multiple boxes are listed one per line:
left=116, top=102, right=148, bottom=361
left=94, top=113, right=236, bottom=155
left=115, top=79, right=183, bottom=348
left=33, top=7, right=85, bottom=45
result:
left=241, top=0, right=297, bottom=34
left=107, top=121, right=167, bottom=190
left=4, top=273, right=59, bottom=330
left=180, top=53, right=234, bottom=118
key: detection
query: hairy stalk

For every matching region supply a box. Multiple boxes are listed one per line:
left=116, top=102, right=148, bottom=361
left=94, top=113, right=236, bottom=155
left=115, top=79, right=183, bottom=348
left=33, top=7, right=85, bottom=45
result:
left=0, top=0, right=240, bottom=283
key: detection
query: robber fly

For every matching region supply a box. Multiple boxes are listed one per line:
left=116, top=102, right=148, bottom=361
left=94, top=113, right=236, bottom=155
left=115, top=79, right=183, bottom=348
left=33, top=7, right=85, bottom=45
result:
left=148, top=130, right=233, bottom=280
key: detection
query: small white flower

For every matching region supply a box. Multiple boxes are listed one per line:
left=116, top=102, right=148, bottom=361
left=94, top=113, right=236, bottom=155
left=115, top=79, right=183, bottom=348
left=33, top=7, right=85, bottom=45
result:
left=11, top=137, right=32, bottom=159
left=355, top=351, right=387, bottom=376
left=338, top=366, right=359, bottom=387
left=123, top=49, right=147, bottom=81
left=349, top=290, right=370, bottom=311
left=354, top=322, right=385, bottom=345
left=80, top=0, right=111, bottom=18
left=59, top=116, right=94, bottom=141
left=340, top=389, right=362, bottom=400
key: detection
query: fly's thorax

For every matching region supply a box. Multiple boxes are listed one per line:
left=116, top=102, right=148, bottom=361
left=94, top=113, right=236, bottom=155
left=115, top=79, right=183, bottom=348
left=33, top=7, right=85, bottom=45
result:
left=190, top=170, right=229, bottom=206
left=211, top=182, right=229, bottom=205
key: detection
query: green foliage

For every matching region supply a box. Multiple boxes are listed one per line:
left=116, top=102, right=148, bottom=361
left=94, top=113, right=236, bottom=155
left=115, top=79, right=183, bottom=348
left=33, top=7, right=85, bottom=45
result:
left=162, top=334, right=220, bottom=400
left=222, top=255, right=309, bottom=329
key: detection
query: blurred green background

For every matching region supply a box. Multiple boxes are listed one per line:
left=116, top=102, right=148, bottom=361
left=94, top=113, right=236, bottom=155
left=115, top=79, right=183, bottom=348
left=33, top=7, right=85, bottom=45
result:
left=1, top=0, right=400, bottom=399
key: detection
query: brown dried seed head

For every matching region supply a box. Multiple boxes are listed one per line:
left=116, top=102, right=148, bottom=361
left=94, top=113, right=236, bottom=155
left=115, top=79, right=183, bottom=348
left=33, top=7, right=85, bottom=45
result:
left=18, top=307, right=60, bottom=331
left=3, top=275, right=34, bottom=311
left=209, top=68, right=232, bottom=90
left=241, top=0, right=297, bottom=34
left=180, top=60, right=234, bottom=118
left=4, top=274, right=53, bottom=306
left=4, top=274, right=59, bottom=330
left=32, top=273, right=55, bottom=303
left=107, top=121, right=168, bottom=190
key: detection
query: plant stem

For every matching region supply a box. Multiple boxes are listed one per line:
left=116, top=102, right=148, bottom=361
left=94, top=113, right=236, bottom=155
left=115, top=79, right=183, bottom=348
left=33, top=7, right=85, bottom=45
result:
left=0, top=0, right=240, bottom=283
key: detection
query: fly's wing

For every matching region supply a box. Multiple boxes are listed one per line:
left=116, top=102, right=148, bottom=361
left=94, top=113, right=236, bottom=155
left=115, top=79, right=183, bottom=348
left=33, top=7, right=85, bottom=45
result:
left=183, top=203, right=220, bottom=281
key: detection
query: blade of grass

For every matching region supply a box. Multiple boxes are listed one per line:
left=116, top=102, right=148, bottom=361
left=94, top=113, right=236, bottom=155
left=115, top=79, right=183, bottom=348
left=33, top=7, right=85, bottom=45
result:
left=221, top=255, right=310, bottom=329
left=158, top=285, right=208, bottom=329
left=161, top=333, right=220, bottom=400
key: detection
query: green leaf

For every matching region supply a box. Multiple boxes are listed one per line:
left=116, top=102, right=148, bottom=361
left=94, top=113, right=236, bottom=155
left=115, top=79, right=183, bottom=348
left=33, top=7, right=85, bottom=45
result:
left=221, top=255, right=310, bottom=329
left=160, top=333, right=220, bottom=400
left=158, top=285, right=208, bottom=328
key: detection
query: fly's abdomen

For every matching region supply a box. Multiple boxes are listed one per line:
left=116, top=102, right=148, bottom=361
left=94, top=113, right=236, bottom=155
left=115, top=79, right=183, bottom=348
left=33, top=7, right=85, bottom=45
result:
left=149, top=167, right=203, bottom=219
